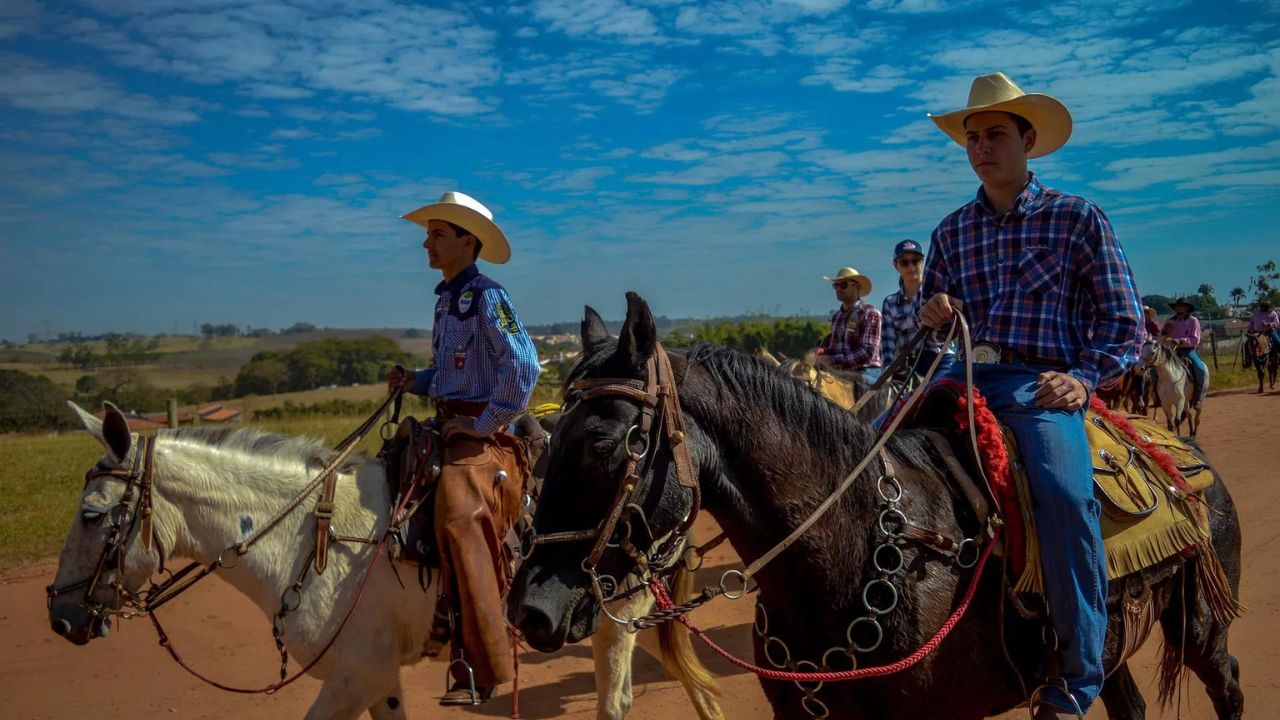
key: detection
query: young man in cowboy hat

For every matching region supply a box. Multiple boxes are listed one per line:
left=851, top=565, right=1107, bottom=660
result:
left=1247, top=299, right=1280, bottom=351
left=918, top=72, right=1142, bottom=718
left=880, top=239, right=954, bottom=379
left=386, top=191, right=540, bottom=705
left=1162, top=297, right=1208, bottom=405
left=817, top=266, right=883, bottom=381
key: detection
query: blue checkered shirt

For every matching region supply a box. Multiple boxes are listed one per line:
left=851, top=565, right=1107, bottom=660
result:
left=880, top=283, right=954, bottom=367
left=410, top=265, right=541, bottom=436
left=921, top=174, right=1142, bottom=391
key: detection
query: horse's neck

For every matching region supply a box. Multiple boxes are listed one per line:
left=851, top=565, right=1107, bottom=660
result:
left=150, top=437, right=386, bottom=600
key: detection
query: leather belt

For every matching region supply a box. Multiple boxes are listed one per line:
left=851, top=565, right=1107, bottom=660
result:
left=967, top=342, right=1067, bottom=370
left=435, top=399, right=489, bottom=419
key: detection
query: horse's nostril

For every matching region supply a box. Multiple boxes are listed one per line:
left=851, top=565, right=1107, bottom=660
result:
left=52, top=618, right=72, bottom=637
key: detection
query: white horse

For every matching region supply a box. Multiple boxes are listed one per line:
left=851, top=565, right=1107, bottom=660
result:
left=48, top=402, right=720, bottom=720
left=1144, top=337, right=1205, bottom=437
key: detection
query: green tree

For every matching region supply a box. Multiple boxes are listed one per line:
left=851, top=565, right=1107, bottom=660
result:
left=0, top=370, right=75, bottom=432
left=1230, top=287, right=1246, bottom=307
left=1250, top=261, right=1279, bottom=303
left=1142, top=295, right=1173, bottom=314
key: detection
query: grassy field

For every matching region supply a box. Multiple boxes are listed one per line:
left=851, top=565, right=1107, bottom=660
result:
left=0, top=415, right=396, bottom=573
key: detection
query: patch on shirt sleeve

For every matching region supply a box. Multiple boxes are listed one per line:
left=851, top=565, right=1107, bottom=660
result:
left=494, top=299, right=521, bottom=335
left=458, top=290, right=474, bottom=314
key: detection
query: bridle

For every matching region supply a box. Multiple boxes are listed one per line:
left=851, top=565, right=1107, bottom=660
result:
left=522, top=342, right=701, bottom=611
left=46, top=434, right=161, bottom=622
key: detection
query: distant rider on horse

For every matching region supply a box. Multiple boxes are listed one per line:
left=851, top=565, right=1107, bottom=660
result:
left=1162, top=297, right=1208, bottom=406
left=918, top=72, right=1142, bottom=719
left=817, top=266, right=884, bottom=382
left=880, top=239, right=954, bottom=380
left=386, top=192, right=540, bottom=706
left=1248, top=299, right=1280, bottom=351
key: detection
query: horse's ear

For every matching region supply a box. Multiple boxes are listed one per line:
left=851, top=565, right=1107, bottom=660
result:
left=101, top=401, right=133, bottom=461
left=616, top=291, right=657, bottom=371
left=67, top=401, right=104, bottom=440
left=581, top=305, right=609, bottom=351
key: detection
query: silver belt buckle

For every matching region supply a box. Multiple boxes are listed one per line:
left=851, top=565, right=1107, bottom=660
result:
left=970, top=343, right=1001, bottom=364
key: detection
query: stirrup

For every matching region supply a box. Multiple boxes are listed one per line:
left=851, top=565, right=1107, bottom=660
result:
left=442, top=657, right=481, bottom=706
left=1027, top=678, right=1084, bottom=719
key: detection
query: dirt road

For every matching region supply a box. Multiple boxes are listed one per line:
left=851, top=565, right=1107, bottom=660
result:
left=3, top=391, right=1275, bottom=718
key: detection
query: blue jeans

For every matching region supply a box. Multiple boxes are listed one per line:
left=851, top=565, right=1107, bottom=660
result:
left=1176, top=348, right=1208, bottom=403
left=911, top=349, right=955, bottom=377
left=859, top=366, right=883, bottom=384
left=941, top=363, right=1106, bottom=712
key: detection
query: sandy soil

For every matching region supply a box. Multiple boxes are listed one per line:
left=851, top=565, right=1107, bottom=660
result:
left=3, top=391, right=1275, bottom=719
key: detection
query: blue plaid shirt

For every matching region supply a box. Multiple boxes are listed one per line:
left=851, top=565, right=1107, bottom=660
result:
left=410, top=265, right=541, bottom=436
left=921, top=174, right=1142, bottom=391
left=880, top=282, right=954, bottom=367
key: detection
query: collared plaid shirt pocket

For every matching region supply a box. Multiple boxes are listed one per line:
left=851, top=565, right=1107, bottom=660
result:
left=1016, top=246, right=1061, bottom=296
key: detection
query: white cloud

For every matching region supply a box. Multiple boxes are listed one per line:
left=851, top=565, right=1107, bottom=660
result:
left=803, top=60, right=912, bottom=93
left=865, top=0, right=956, bottom=13
left=527, top=0, right=664, bottom=42
left=62, top=1, right=503, bottom=117
left=0, top=0, right=42, bottom=38
left=0, top=53, right=201, bottom=124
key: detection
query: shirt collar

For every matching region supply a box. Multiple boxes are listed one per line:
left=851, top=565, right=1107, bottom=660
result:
left=435, top=264, right=479, bottom=296
left=975, top=172, right=1043, bottom=217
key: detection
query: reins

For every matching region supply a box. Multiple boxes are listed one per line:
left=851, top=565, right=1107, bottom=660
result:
left=50, top=391, right=408, bottom=694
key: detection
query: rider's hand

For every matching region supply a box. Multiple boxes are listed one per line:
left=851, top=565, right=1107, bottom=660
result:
left=443, top=417, right=485, bottom=440
left=386, top=367, right=414, bottom=396
left=920, top=294, right=962, bottom=329
left=1034, top=372, right=1088, bottom=411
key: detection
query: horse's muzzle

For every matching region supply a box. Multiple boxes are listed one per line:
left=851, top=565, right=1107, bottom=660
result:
left=49, top=602, right=108, bottom=645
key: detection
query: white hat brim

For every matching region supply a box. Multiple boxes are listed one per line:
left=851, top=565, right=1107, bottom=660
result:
left=928, top=93, right=1072, bottom=159
left=821, top=274, right=872, bottom=296
left=401, top=203, right=511, bottom=264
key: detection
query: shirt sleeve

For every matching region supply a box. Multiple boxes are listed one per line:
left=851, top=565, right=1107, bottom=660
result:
left=474, top=287, right=542, bottom=436
left=409, top=367, right=437, bottom=395
left=1183, top=317, right=1201, bottom=348
left=1067, top=204, right=1142, bottom=392
left=921, top=226, right=952, bottom=302
left=880, top=297, right=898, bottom=366
left=845, top=306, right=882, bottom=368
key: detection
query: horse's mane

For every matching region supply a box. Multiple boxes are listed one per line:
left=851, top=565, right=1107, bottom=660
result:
left=162, top=426, right=368, bottom=475
left=567, top=341, right=932, bottom=472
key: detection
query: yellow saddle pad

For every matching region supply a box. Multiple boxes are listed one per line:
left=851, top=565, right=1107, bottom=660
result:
left=1008, top=409, right=1216, bottom=593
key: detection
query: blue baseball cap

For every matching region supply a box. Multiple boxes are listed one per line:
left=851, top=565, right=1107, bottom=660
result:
left=893, top=239, right=924, bottom=261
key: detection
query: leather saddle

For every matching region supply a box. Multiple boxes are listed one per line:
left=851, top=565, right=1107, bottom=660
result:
left=377, top=416, right=445, bottom=568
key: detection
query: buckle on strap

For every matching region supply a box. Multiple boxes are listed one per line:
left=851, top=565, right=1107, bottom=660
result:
left=970, top=342, right=1002, bottom=364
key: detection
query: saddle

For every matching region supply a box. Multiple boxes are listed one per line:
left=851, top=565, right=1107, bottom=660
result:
left=1248, top=332, right=1271, bottom=359
left=377, top=416, right=445, bottom=568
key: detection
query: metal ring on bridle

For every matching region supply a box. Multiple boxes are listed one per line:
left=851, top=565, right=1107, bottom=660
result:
left=793, top=659, right=824, bottom=694
left=877, top=475, right=903, bottom=503
left=801, top=694, right=830, bottom=719
left=624, top=424, right=649, bottom=458
left=955, top=538, right=980, bottom=569
left=862, top=578, right=899, bottom=615
left=682, top=545, right=705, bottom=572
left=519, top=529, right=537, bottom=560
left=379, top=421, right=398, bottom=441
left=592, top=572, right=620, bottom=601
left=719, top=569, right=748, bottom=600
left=878, top=508, right=908, bottom=536
left=215, top=546, right=244, bottom=569
left=872, top=543, right=905, bottom=575
left=764, top=635, right=791, bottom=668
left=846, top=616, right=884, bottom=653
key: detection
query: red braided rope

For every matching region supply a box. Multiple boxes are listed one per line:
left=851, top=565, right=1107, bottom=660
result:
left=649, top=538, right=995, bottom=682
left=1087, top=396, right=1193, bottom=493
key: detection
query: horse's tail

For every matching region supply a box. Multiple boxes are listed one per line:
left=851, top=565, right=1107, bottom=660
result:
left=658, top=558, right=724, bottom=720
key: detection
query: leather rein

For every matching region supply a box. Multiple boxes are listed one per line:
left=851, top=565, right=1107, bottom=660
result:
left=46, top=392, right=404, bottom=694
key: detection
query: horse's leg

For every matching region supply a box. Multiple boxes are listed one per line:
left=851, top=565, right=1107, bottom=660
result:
left=1098, top=663, right=1146, bottom=719
left=305, top=667, right=400, bottom=720
left=592, top=593, right=648, bottom=720
left=1157, top=577, right=1244, bottom=720
left=367, top=677, right=408, bottom=720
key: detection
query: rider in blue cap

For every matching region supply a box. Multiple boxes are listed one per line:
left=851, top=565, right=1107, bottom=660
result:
left=881, top=239, right=954, bottom=379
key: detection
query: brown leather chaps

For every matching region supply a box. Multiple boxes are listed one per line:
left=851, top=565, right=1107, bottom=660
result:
left=435, top=402, right=527, bottom=687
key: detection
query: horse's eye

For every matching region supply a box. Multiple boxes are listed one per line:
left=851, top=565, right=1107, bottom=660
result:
left=81, top=509, right=106, bottom=524
left=591, top=439, right=615, bottom=456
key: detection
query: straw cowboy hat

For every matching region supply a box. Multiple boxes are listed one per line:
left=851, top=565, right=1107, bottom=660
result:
left=401, top=191, right=511, bottom=264
left=822, top=267, right=872, bottom=296
left=928, top=72, right=1073, bottom=159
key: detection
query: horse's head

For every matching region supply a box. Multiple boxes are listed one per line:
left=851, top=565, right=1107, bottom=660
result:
left=508, top=293, right=699, bottom=652
left=47, top=403, right=164, bottom=645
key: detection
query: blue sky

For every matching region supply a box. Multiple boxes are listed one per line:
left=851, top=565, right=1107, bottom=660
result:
left=1, top=0, right=1275, bottom=341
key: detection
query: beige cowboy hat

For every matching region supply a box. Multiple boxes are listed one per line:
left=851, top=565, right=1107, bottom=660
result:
left=400, top=191, right=511, bottom=264
left=928, top=72, right=1072, bottom=159
left=822, top=267, right=872, bottom=296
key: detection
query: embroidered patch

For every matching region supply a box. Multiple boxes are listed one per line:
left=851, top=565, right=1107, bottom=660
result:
left=458, top=290, right=474, bottom=314
left=495, top=300, right=520, bottom=335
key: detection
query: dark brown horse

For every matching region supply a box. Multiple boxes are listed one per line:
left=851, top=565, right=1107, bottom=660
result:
left=508, top=293, right=1244, bottom=720
left=1243, top=332, right=1279, bottom=393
